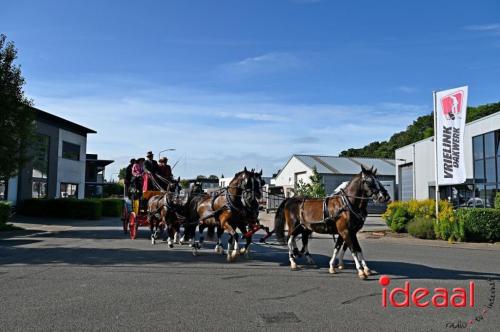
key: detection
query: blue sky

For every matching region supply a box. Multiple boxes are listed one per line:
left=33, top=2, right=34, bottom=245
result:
left=2, top=0, right=500, bottom=179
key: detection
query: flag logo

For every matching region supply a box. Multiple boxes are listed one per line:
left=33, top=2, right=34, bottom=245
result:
left=441, top=90, right=464, bottom=120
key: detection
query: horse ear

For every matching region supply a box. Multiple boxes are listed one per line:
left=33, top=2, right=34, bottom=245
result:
left=373, top=168, right=378, bottom=175
left=370, top=166, right=374, bottom=172
left=244, top=166, right=247, bottom=172
left=361, top=164, right=367, bottom=173
left=259, top=169, right=263, bottom=176
left=177, top=176, right=180, bottom=182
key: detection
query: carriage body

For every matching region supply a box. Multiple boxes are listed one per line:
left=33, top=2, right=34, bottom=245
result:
left=121, top=173, right=162, bottom=239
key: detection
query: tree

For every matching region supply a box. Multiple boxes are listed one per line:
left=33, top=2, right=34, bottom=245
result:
left=0, top=34, right=35, bottom=181
left=208, top=175, right=219, bottom=180
left=118, top=167, right=127, bottom=180
left=292, top=166, right=326, bottom=198
left=179, top=179, right=190, bottom=189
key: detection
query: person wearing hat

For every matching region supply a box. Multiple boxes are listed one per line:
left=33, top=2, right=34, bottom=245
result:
left=144, top=151, right=160, bottom=190
left=158, top=156, right=173, bottom=189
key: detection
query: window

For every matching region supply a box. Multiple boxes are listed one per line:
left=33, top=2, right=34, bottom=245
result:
left=60, top=183, right=78, bottom=198
left=473, top=135, right=483, bottom=160
left=62, top=141, right=80, bottom=161
left=472, top=130, right=499, bottom=206
left=484, top=132, right=495, bottom=158
left=32, top=134, right=50, bottom=198
left=0, top=180, right=6, bottom=200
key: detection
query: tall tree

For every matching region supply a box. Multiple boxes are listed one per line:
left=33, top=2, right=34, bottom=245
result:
left=293, top=166, right=326, bottom=198
left=0, top=34, right=35, bottom=181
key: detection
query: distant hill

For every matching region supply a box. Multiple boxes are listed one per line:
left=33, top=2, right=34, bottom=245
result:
left=339, top=102, right=500, bottom=159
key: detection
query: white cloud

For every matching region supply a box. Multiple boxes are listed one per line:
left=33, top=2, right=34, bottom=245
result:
left=464, top=23, right=500, bottom=34
left=393, top=86, right=418, bottom=93
left=27, top=79, right=428, bottom=180
left=220, top=52, right=302, bottom=76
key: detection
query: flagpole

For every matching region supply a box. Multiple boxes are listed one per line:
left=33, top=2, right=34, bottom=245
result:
left=433, top=90, right=440, bottom=221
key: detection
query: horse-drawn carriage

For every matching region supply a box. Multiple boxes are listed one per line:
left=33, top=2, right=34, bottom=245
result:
left=121, top=173, right=162, bottom=240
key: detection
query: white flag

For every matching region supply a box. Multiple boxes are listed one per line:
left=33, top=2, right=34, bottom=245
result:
left=435, top=86, right=468, bottom=185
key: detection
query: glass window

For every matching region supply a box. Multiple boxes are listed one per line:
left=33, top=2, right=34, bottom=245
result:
left=484, top=132, right=495, bottom=158
left=32, top=179, right=47, bottom=198
left=474, top=159, right=484, bottom=183
left=62, top=141, right=80, bottom=161
left=485, top=185, right=496, bottom=208
left=60, top=183, right=78, bottom=198
left=496, top=131, right=500, bottom=156
left=33, top=134, right=49, bottom=179
left=0, top=180, right=6, bottom=200
left=473, top=135, right=483, bottom=160
left=485, top=158, right=496, bottom=183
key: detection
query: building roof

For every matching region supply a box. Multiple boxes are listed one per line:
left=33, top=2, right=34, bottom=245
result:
left=292, top=154, right=395, bottom=176
left=33, top=106, right=97, bottom=135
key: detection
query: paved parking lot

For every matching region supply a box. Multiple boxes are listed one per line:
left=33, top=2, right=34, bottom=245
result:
left=0, top=215, right=499, bottom=331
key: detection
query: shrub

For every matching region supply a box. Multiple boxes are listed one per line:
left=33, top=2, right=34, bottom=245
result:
left=0, top=201, right=11, bottom=225
left=455, top=208, right=500, bottom=242
left=408, top=217, right=436, bottom=239
left=382, top=199, right=454, bottom=235
left=103, top=182, right=125, bottom=198
left=495, top=192, right=500, bottom=210
left=19, top=199, right=102, bottom=220
left=100, top=199, right=123, bottom=217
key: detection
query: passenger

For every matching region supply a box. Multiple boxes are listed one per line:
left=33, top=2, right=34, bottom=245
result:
left=158, top=156, right=173, bottom=189
left=144, top=151, right=160, bottom=190
left=124, top=158, right=136, bottom=198
left=132, top=158, right=145, bottom=198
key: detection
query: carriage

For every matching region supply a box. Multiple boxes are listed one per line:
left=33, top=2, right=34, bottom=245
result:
left=121, top=173, right=162, bottom=240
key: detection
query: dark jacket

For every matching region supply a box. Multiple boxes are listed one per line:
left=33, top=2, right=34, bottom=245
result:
left=144, top=159, right=159, bottom=174
left=125, top=164, right=134, bottom=183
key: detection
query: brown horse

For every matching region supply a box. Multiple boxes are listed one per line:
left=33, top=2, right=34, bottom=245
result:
left=273, top=165, right=390, bottom=279
left=147, top=178, right=183, bottom=247
left=185, top=167, right=263, bottom=261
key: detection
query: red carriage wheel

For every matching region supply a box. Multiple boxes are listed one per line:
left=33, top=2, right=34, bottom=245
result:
left=129, top=212, right=138, bottom=240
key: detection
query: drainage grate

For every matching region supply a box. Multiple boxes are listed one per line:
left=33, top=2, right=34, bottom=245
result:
left=260, top=312, right=301, bottom=324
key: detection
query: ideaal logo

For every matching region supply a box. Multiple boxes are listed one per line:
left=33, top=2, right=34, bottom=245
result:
left=441, top=90, right=464, bottom=121
left=378, top=276, right=474, bottom=308
left=379, top=276, right=496, bottom=329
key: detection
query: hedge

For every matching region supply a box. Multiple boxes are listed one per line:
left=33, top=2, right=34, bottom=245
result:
left=100, top=199, right=122, bottom=217
left=495, top=192, right=500, bottom=210
left=455, top=208, right=500, bottom=242
left=19, top=199, right=102, bottom=220
left=382, top=199, right=454, bottom=234
left=0, top=201, right=11, bottom=225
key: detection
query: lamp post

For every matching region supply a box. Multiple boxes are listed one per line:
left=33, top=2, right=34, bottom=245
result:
left=158, top=148, right=176, bottom=159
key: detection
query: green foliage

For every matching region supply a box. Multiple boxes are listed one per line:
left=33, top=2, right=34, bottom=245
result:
left=495, top=192, right=500, bottom=210
left=0, top=201, right=11, bottom=225
left=103, top=182, right=124, bottom=197
left=383, top=199, right=454, bottom=236
left=292, top=166, right=326, bottom=198
left=19, top=199, right=102, bottom=220
left=0, top=34, right=36, bottom=181
left=208, top=175, right=219, bottom=180
left=455, top=208, right=500, bottom=242
left=180, top=179, right=190, bottom=189
left=408, top=217, right=436, bottom=239
left=340, top=102, right=500, bottom=158
left=100, top=199, right=122, bottom=217
left=118, top=167, right=127, bottom=180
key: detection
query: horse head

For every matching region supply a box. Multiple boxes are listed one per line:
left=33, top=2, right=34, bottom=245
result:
left=359, top=165, right=391, bottom=203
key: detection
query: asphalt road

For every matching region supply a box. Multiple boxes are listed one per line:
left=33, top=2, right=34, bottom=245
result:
left=1, top=216, right=499, bottom=332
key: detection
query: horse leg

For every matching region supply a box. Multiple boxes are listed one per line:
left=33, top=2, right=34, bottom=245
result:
left=301, top=230, right=315, bottom=266
left=352, top=233, right=375, bottom=276
left=336, top=241, right=348, bottom=270
left=214, top=226, right=225, bottom=254
left=344, top=233, right=366, bottom=280
left=329, top=235, right=343, bottom=274
left=231, top=232, right=240, bottom=259
left=238, top=224, right=251, bottom=257
left=198, top=223, right=206, bottom=248
left=288, top=227, right=301, bottom=271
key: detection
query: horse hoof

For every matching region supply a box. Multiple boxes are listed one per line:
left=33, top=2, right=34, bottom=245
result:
left=358, top=270, right=367, bottom=280
left=169, top=244, right=174, bottom=248
left=290, top=263, right=299, bottom=271
left=363, top=268, right=373, bottom=276
left=226, top=255, right=233, bottom=263
left=239, top=248, right=246, bottom=255
left=329, top=267, right=337, bottom=274
left=231, top=250, right=239, bottom=259
left=192, top=249, right=198, bottom=256
left=338, top=264, right=345, bottom=270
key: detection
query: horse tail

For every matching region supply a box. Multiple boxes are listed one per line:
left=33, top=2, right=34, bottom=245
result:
left=273, top=198, right=288, bottom=245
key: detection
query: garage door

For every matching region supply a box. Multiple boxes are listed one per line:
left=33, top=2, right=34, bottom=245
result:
left=399, top=164, right=413, bottom=201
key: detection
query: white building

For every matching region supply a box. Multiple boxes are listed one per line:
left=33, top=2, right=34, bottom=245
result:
left=274, top=154, right=396, bottom=213
left=395, top=111, right=500, bottom=207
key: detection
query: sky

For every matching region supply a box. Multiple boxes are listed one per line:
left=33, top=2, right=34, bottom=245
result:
left=2, top=0, right=500, bottom=180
